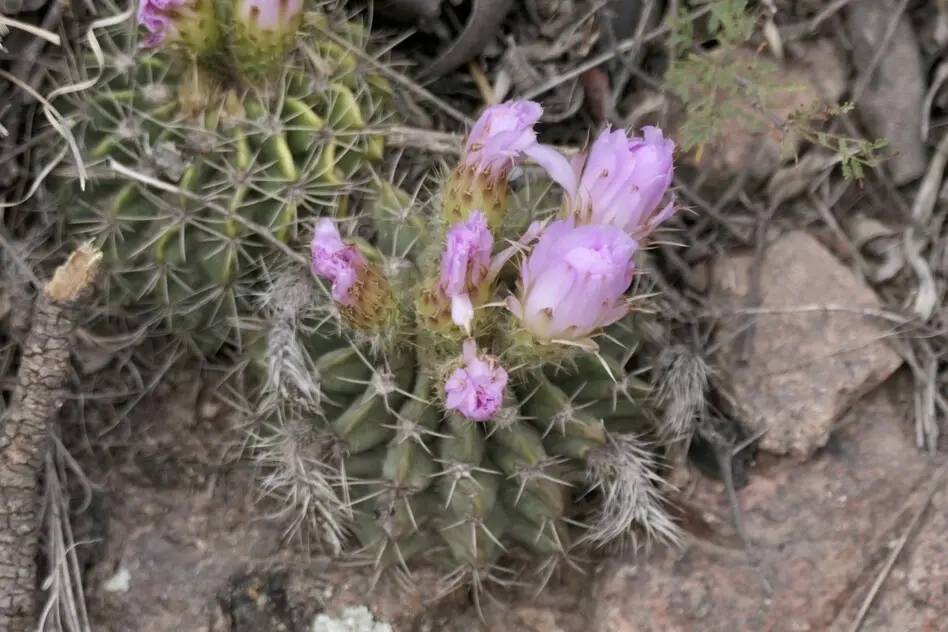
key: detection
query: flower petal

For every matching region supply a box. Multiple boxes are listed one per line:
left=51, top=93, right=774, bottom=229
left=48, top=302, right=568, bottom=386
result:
left=443, top=344, right=508, bottom=421
left=558, top=125, right=678, bottom=239
left=462, top=101, right=544, bottom=177
left=450, top=294, right=475, bottom=332
left=524, top=143, right=578, bottom=194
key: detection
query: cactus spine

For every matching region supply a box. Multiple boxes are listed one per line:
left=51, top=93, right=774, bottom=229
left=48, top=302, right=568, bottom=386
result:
left=43, top=0, right=397, bottom=353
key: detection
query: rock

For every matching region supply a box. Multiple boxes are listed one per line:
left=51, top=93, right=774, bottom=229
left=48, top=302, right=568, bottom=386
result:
left=589, top=387, right=947, bottom=631
left=710, top=230, right=903, bottom=458
left=903, top=485, right=948, bottom=610
left=846, top=0, right=928, bottom=186
left=791, top=38, right=849, bottom=107
left=312, top=606, right=394, bottom=632
left=429, top=570, right=596, bottom=632
left=842, top=480, right=948, bottom=631
left=85, top=470, right=290, bottom=632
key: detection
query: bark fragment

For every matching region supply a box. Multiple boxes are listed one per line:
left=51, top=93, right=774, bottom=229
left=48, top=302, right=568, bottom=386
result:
left=0, top=243, right=102, bottom=632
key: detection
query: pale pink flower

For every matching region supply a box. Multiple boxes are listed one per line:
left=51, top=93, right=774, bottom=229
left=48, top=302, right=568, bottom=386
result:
left=310, top=219, right=367, bottom=307
left=507, top=218, right=637, bottom=346
left=526, top=126, right=678, bottom=239
left=444, top=339, right=509, bottom=421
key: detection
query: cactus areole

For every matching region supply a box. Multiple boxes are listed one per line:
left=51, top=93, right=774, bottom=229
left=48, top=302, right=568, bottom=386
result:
left=252, top=101, right=689, bottom=595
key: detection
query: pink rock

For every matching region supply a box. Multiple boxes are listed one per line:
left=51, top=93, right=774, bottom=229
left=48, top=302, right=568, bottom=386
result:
left=710, top=230, right=903, bottom=458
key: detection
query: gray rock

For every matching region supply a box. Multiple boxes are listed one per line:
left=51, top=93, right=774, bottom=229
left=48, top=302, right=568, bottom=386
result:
left=847, top=0, right=928, bottom=185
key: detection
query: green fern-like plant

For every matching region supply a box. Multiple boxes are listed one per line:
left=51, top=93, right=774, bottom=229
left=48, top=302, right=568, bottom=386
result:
left=662, top=0, right=885, bottom=179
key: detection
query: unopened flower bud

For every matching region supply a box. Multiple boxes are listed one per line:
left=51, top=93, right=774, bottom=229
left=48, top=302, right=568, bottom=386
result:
left=438, top=211, right=493, bottom=332
left=417, top=211, right=496, bottom=336
left=137, top=0, right=221, bottom=56
left=443, top=100, right=545, bottom=231
left=311, top=219, right=395, bottom=331
left=444, top=339, right=509, bottom=421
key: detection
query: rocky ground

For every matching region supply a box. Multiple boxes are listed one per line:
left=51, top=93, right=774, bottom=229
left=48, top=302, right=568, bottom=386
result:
left=69, top=234, right=947, bottom=632
left=3, top=0, right=948, bottom=631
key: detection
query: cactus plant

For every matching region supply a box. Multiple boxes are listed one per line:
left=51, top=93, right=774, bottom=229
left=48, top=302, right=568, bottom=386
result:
left=42, top=0, right=397, bottom=352
left=252, top=101, right=690, bottom=594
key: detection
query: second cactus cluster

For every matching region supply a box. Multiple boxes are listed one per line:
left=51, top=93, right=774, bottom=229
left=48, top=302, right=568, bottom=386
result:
left=254, top=101, right=689, bottom=590
left=43, top=0, right=395, bottom=352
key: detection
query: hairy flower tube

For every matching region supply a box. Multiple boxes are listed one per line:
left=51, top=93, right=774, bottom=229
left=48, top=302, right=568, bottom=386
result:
left=529, top=125, right=678, bottom=240
left=231, top=0, right=305, bottom=81
left=235, top=0, right=304, bottom=30
left=137, top=0, right=220, bottom=54
left=444, top=339, right=509, bottom=421
left=507, top=218, right=638, bottom=347
left=444, top=101, right=545, bottom=229
left=311, top=219, right=394, bottom=330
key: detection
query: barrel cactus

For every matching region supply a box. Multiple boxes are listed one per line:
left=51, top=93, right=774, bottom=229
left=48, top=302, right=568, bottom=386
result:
left=43, top=0, right=396, bottom=352
left=252, top=101, right=689, bottom=594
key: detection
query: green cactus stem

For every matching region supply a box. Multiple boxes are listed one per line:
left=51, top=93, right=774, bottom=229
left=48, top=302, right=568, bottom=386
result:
left=41, top=1, right=398, bottom=353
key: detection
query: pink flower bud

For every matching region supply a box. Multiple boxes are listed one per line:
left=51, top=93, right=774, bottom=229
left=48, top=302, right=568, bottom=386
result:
left=136, top=0, right=219, bottom=53
left=310, top=219, right=367, bottom=307
left=462, top=101, right=544, bottom=178
left=506, top=219, right=637, bottom=345
left=445, top=100, right=546, bottom=229
left=439, top=211, right=493, bottom=332
left=444, top=339, right=509, bottom=421
left=310, top=220, right=395, bottom=331
left=137, top=0, right=188, bottom=48
left=527, top=126, right=678, bottom=239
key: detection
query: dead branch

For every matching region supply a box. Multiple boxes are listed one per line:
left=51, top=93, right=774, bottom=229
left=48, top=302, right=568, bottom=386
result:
left=0, top=243, right=102, bottom=632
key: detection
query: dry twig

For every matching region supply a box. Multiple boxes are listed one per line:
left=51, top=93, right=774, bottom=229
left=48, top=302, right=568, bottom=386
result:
left=0, top=243, right=102, bottom=632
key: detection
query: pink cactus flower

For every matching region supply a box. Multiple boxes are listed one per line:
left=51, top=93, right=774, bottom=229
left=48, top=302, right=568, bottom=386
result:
left=461, top=101, right=545, bottom=178
left=527, top=126, right=678, bottom=239
left=310, top=219, right=367, bottom=307
left=439, top=211, right=494, bottom=332
left=444, top=339, right=509, bottom=421
left=137, top=0, right=189, bottom=48
left=507, top=218, right=638, bottom=345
